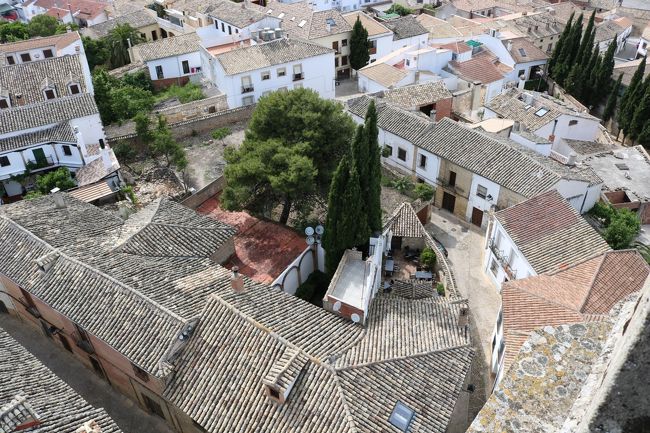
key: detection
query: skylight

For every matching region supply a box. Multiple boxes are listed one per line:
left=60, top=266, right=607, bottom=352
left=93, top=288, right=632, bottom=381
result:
left=298, top=19, right=307, bottom=27
left=518, top=48, right=527, bottom=57
left=326, top=18, right=336, bottom=26
left=389, top=402, right=415, bottom=432
left=534, top=107, right=550, bottom=117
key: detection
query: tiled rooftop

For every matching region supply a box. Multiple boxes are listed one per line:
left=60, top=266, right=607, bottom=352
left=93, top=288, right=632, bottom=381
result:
left=82, top=9, right=157, bottom=38
left=131, top=33, right=200, bottom=62
left=384, top=15, right=429, bottom=40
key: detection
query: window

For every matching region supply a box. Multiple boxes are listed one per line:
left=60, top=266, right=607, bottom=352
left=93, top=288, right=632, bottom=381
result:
left=0, top=98, right=8, bottom=109
left=242, top=95, right=254, bottom=105
left=20, top=53, right=31, bottom=62
left=228, top=25, right=232, bottom=35
left=490, top=258, right=499, bottom=276
left=342, top=38, right=347, bottom=46
left=140, top=33, right=146, bottom=40
left=384, top=145, right=393, bottom=156
left=132, top=363, right=150, bottom=381
left=0, top=156, right=10, bottom=167
left=155, top=65, right=164, bottom=79
left=261, top=70, right=270, bottom=80
left=335, top=57, right=339, bottom=67
left=215, top=20, right=219, bottom=29
left=368, top=40, right=377, bottom=54
left=332, top=41, right=339, bottom=52
left=221, top=22, right=225, bottom=32
left=43, top=49, right=54, bottom=58
left=547, top=43, right=552, bottom=52
left=448, top=171, right=456, bottom=186
left=99, top=138, right=105, bottom=149
left=517, top=69, right=525, bottom=78
left=68, top=84, right=80, bottom=95
left=293, top=64, right=303, bottom=81
left=389, top=402, right=415, bottom=432
left=534, top=107, right=549, bottom=117
left=62, top=145, right=72, bottom=156
left=241, top=76, right=253, bottom=93
left=419, top=154, right=426, bottom=168
left=6, top=55, right=15, bottom=65
left=397, top=147, right=407, bottom=161
left=182, top=60, right=190, bottom=74
left=477, top=184, right=487, bottom=199
left=44, top=89, right=56, bottom=100
left=568, top=119, right=578, bottom=126
left=268, top=387, right=280, bottom=399
left=277, top=67, right=286, bottom=77
left=341, top=55, right=348, bottom=66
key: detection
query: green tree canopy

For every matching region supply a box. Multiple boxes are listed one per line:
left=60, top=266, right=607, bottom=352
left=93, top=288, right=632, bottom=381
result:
left=0, top=21, right=29, bottom=42
left=364, top=100, right=382, bottom=232
left=549, top=13, right=573, bottom=75
left=602, top=73, right=623, bottom=123
left=604, top=208, right=640, bottom=250
left=150, top=116, right=187, bottom=170
left=105, top=23, right=143, bottom=68
left=628, top=79, right=650, bottom=142
left=27, top=15, right=59, bottom=37
left=109, top=85, right=154, bottom=120
left=386, top=4, right=414, bottom=16
left=349, top=17, right=370, bottom=71
left=35, top=168, right=76, bottom=194
left=82, top=36, right=109, bottom=70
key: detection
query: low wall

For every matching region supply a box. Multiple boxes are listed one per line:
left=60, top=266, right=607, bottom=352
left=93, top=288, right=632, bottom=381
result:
left=152, top=76, right=190, bottom=91
left=153, top=94, right=229, bottom=124
left=108, top=104, right=254, bottom=142
left=271, top=245, right=324, bottom=295
left=181, top=175, right=226, bottom=209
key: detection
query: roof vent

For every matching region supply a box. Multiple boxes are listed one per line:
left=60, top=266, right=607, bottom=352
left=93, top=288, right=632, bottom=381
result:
left=75, top=420, right=102, bottom=433
left=231, top=266, right=245, bottom=293
left=36, top=251, right=60, bottom=274
left=51, top=190, right=66, bottom=208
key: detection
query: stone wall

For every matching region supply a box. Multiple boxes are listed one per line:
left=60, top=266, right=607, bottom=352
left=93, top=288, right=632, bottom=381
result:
left=153, top=94, right=229, bottom=124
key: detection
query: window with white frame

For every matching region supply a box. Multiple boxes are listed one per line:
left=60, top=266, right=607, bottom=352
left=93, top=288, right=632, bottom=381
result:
left=293, top=64, right=303, bottom=81
left=476, top=184, right=487, bottom=199
left=241, top=76, right=253, bottom=93
left=261, top=70, right=270, bottom=80
left=242, top=95, right=254, bottom=105
left=277, top=67, right=286, bottom=77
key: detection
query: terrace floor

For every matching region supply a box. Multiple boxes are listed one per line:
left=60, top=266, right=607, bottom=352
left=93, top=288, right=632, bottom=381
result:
left=197, top=194, right=306, bottom=284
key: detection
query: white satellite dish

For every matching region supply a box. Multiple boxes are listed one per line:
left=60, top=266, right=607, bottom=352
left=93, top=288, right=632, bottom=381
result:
left=351, top=313, right=360, bottom=323
left=315, top=225, right=324, bottom=235
left=306, top=235, right=315, bottom=245
left=333, top=301, right=341, bottom=312
left=305, top=227, right=315, bottom=236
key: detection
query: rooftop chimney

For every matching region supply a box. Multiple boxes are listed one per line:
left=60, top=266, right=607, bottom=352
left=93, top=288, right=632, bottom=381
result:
left=75, top=420, right=102, bottom=433
left=231, top=266, right=245, bottom=293
left=51, top=190, right=66, bottom=209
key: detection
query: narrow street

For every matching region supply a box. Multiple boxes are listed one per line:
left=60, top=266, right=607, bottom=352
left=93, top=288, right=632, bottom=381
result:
left=0, top=314, right=174, bottom=433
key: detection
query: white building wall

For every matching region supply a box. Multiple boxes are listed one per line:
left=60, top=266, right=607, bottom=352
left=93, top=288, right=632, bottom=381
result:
left=414, top=148, right=440, bottom=185
left=20, top=145, right=58, bottom=167
left=372, top=33, right=394, bottom=61
left=466, top=174, right=501, bottom=228
left=485, top=79, right=505, bottom=102
left=510, top=131, right=551, bottom=156
left=147, top=52, right=202, bottom=80
left=68, top=114, right=106, bottom=156
left=380, top=132, right=416, bottom=174
left=484, top=219, right=536, bottom=290
left=53, top=143, right=84, bottom=167
left=534, top=114, right=600, bottom=145
left=392, top=34, right=428, bottom=51
left=218, top=52, right=335, bottom=108
left=553, top=179, right=591, bottom=214
left=0, top=152, right=27, bottom=180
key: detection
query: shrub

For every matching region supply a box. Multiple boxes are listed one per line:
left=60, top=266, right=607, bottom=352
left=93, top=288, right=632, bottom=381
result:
left=212, top=127, right=232, bottom=143
left=604, top=208, right=640, bottom=250
left=420, top=247, right=437, bottom=270
left=35, top=167, right=76, bottom=194
left=386, top=4, right=413, bottom=16
left=121, top=185, right=137, bottom=204
left=390, top=176, right=414, bottom=194
left=24, top=191, right=44, bottom=200
left=590, top=201, right=616, bottom=225
left=155, top=83, right=205, bottom=104
left=414, top=183, right=434, bottom=201
left=113, top=141, right=138, bottom=162
left=381, top=146, right=391, bottom=157
left=436, top=282, right=445, bottom=296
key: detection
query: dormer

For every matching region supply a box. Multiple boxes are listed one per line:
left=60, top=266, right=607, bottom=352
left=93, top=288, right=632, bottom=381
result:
left=41, top=77, right=57, bottom=100
left=0, top=88, right=10, bottom=109
left=66, top=74, right=82, bottom=95
left=262, top=346, right=308, bottom=405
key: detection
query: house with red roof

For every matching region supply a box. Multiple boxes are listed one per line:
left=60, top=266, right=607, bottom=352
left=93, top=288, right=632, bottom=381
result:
left=22, top=0, right=109, bottom=27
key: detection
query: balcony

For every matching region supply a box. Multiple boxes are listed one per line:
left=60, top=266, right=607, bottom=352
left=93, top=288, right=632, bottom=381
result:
left=241, top=86, right=254, bottom=94
left=488, top=240, right=517, bottom=279
left=436, top=178, right=465, bottom=195
left=292, top=73, right=303, bottom=82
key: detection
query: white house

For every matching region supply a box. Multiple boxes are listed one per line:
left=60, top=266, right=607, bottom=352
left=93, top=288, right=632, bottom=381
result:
left=22, top=0, right=109, bottom=27
left=129, top=33, right=202, bottom=85
left=0, top=51, right=118, bottom=202
left=200, top=36, right=335, bottom=108
left=0, top=31, right=85, bottom=66
left=384, top=15, right=429, bottom=51
left=483, top=190, right=610, bottom=290
left=484, top=88, right=602, bottom=147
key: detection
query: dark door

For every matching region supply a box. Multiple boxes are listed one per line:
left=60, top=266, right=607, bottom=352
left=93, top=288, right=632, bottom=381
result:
left=442, top=192, right=456, bottom=213
left=32, top=148, right=47, bottom=166
left=143, top=394, right=165, bottom=419
left=0, top=300, right=7, bottom=314
left=471, top=207, right=484, bottom=227
left=448, top=171, right=457, bottom=187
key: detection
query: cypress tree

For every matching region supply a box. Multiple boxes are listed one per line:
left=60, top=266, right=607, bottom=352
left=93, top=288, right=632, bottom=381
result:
left=364, top=101, right=382, bottom=233
left=350, top=17, right=370, bottom=72
left=549, top=13, right=573, bottom=76
left=637, top=122, right=650, bottom=147
left=584, top=46, right=601, bottom=105
left=629, top=79, right=650, bottom=142
left=603, top=73, right=623, bottom=123
left=565, top=63, right=584, bottom=98
left=576, top=11, right=596, bottom=66
left=351, top=123, right=369, bottom=204
left=556, top=14, right=584, bottom=86
left=593, top=38, right=618, bottom=105
left=617, top=58, right=646, bottom=140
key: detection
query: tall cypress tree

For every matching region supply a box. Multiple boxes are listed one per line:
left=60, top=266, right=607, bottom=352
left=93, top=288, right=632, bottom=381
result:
left=593, top=38, right=618, bottom=105
left=576, top=11, right=596, bottom=66
left=617, top=57, right=646, bottom=140
left=549, top=13, right=573, bottom=75
left=565, top=63, right=584, bottom=98
left=556, top=14, right=584, bottom=86
left=323, top=158, right=367, bottom=274
left=349, top=17, right=370, bottom=72
left=629, top=79, right=650, bottom=142
left=584, top=46, right=601, bottom=106
left=364, top=101, right=382, bottom=233
left=351, top=123, right=369, bottom=207
left=603, top=73, right=623, bottom=123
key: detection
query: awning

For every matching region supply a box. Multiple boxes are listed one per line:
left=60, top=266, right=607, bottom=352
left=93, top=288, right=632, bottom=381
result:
left=68, top=182, right=116, bottom=203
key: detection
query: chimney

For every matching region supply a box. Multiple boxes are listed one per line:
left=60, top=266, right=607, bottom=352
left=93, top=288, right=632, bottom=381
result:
left=102, top=150, right=113, bottom=170
left=231, top=266, right=245, bottom=293
left=567, top=152, right=577, bottom=166
left=51, top=190, right=66, bottom=208
left=75, top=420, right=102, bottom=433
left=326, top=22, right=331, bottom=32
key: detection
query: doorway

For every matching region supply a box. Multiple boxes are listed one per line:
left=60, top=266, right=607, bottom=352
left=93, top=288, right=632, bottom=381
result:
left=442, top=192, right=456, bottom=213
left=471, top=207, right=484, bottom=227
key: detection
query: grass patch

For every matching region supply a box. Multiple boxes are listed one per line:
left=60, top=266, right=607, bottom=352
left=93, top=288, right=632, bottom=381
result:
left=155, top=83, right=205, bottom=104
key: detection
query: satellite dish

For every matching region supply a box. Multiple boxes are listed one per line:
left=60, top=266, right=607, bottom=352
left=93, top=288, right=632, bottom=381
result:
left=351, top=313, right=360, bottom=323
left=306, top=235, right=315, bottom=245
left=333, top=301, right=341, bottom=312
left=315, top=225, right=324, bottom=235
left=305, top=227, right=315, bottom=236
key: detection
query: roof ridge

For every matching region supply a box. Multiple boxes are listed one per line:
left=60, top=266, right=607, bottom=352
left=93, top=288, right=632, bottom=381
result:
left=330, top=371, right=361, bottom=433
left=334, top=344, right=472, bottom=372
left=0, top=213, right=186, bottom=324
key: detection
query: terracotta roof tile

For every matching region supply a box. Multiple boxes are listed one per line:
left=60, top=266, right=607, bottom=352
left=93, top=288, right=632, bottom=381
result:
left=449, top=56, right=504, bottom=84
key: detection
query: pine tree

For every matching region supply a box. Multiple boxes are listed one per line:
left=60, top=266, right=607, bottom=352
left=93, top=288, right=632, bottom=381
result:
left=549, top=13, right=573, bottom=75
left=603, top=73, right=623, bottom=123
left=629, top=79, right=650, bottom=142
left=364, top=100, right=382, bottom=233
left=349, top=17, right=370, bottom=72
left=593, top=38, right=618, bottom=106
left=617, top=57, right=646, bottom=141
left=576, top=11, right=596, bottom=65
